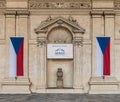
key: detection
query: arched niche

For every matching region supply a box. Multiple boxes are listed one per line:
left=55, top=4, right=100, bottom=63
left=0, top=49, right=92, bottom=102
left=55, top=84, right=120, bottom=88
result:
left=35, top=16, right=85, bottom=90
left=47, top=26, right=73, bottom=88
left=47, top=26, right=73, bottom=43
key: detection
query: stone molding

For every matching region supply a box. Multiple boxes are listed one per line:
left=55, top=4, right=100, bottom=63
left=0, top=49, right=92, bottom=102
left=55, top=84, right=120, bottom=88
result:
left=35, top=16, right=85, bottom=34
left=28, top=0, right=91, bottom=9
left=37, top=37, right=46, bottom=47
left=1, top=77, right=31, bottom=93
left=90, top=11, right=103, bottom=16
left=91, top=11, right=115, bottom=17
left=5, top=10, right=30, bottom=15
left=5, top=10, right=16, bottom=15
left=73, top=37, right=83, bottom=46
left=1, top=0, right=120, bottom=10
left=35, top=16, right=85, bottom=47
left=17, top=10, right=30, bottom=15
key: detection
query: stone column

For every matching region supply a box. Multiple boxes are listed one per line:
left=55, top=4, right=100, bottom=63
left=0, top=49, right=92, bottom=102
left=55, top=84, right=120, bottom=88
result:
left=36, top=36, right=46, bottom=92
left=73, top=37, right=84, bottom=92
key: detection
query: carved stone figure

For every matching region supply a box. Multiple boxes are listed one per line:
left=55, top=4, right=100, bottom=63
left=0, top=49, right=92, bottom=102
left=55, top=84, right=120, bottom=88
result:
left=57, top=68, right=63, bottom=88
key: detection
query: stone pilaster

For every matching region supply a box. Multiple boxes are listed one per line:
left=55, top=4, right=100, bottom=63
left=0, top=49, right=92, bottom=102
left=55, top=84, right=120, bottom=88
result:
left=1, top=10, right=31, bottom=94
left=36, top=36, right=46, bottom=92
left=16, top=10, right=30, bottom=78
left=104, top=11, right=115, bottom=77
left=91, top=11, right=103, bottom=77
left=73, top=37, right=84, bottom=92
left=5, top=10, right=16, bottom=78
left=89, top=11, right=120, bottom=94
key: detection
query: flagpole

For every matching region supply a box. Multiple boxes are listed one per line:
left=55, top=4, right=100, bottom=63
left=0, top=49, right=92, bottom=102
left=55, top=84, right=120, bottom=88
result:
left=15, top=11, right=17, bottom=37
left=103, top=12, right=105, bottom=80
left=103, top=11, right=105, bottom=37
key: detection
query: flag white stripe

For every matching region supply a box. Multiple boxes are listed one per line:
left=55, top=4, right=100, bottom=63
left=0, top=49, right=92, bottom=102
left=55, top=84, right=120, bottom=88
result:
left=9, top=40, right=16, bottom=77
left=96, top=39, right=103, bottom=76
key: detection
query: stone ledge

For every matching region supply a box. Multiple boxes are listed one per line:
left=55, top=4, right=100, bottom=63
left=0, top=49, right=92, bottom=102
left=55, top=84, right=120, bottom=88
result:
left=89, top=77, right=119, bottom=84
left=35, top=88, right=85, bottom=93
left=88, top=77, right=120, bottom=94
left=1, top=77, right=31, bottom=94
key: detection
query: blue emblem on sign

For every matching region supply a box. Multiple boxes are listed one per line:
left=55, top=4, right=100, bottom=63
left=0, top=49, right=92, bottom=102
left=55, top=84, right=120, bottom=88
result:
left=55, top=48, right=65, bottom=55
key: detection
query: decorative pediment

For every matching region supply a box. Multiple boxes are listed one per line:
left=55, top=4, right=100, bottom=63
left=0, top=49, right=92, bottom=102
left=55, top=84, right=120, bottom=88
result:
left=35, top=16, right=85, bottom=34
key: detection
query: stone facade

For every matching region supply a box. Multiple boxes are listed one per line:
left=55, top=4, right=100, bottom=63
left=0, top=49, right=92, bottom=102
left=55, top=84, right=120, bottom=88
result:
left=0, top=0, right=120, bottom=94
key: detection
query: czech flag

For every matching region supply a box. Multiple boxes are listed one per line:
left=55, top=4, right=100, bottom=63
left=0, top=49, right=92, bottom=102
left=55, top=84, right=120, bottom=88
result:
left=96, top=37, right=110, bottom=76
left=10, top=37, right=24, bottom=77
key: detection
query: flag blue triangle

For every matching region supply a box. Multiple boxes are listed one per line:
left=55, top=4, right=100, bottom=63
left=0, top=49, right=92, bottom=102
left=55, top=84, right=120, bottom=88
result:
left=97, top=37, right=110, bottom=54
left=10, top=37, right=24, bottom=54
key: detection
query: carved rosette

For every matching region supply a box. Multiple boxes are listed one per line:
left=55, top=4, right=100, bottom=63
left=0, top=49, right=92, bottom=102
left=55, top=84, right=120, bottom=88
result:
left=73, top=37, right=83, bottom=47
left=0, top=0, right=5, bottom=8
left=29, top=0, right=91, bottom=9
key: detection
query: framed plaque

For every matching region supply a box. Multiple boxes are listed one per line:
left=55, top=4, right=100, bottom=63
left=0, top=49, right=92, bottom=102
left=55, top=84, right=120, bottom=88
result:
left=47, top=44, right=73, bottom=59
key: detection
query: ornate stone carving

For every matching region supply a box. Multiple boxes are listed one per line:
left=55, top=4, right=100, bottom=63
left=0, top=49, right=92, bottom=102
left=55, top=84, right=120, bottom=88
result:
left=114, top=0, right=120, bottom=9
left=0, top=0, right=5, bottom=8
left=35, top=16, right=85, bottom=47
left=37, top=37, right=46, bottom=47
left=29, top=0, right=91, bottom=9
left=57, top=68, right=63, bottom=88
left=74, top=37, right=83, bottom=46
left=35, top=16, right=85, bottom=34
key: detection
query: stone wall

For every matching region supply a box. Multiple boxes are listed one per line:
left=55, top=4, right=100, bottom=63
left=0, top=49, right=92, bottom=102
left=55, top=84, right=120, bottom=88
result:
left=0, top=0, right=120, bottom=94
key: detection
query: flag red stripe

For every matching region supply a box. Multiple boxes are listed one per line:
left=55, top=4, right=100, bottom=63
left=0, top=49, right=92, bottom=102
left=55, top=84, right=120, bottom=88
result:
left=103, top=40, right=110, bottom=75
left=17, top=40, right=24, bottom=76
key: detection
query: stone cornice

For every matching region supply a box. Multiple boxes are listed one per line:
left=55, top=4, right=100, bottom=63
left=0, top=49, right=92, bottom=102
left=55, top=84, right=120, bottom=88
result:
left=91, top=11, right=115, bottom=16
left=90, top=11, right=103, bottom=15
left=17, top=10, right=30, bottom=15
left=5, top=10, right=16, bottom=15
left=28, top=0, right=91, bottom=9
left=1, top=0, right=120, bottom=10
left=4, top=10, right=30, bottom=15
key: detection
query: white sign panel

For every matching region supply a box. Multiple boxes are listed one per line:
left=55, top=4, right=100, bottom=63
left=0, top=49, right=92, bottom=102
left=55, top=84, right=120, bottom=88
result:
left=47, top=44, right=73, bottom=59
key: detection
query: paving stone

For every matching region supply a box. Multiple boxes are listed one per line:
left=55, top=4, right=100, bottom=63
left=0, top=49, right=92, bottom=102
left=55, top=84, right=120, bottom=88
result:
left=0, top=94, right=120, bottom=102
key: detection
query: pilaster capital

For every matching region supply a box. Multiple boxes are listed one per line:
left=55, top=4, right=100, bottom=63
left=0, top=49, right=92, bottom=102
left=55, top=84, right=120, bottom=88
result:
left=104, top=11, right=115, bottom=18
left=5, top=10, right=16, bottom=15
left=90, top=11, right=103, bottom=17
left=5, top=10, right=30, bottom=16
left=37, top=37, right=46, bottom=47
left=17, top=10, right=30, bottom=15
left=73, top=37, right=83, bottom=47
